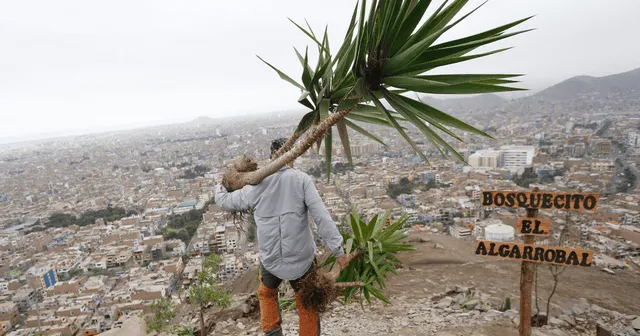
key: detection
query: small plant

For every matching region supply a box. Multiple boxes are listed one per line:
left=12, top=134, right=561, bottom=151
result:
left=189, top=254, right=232, bottom=336
left=174, top=326, right=197, bottom=336
left=146, top=298, right=175, bottom=333
left=296, top=209, right=413, bottom=313
left=504, top=296, right=511, bottom=311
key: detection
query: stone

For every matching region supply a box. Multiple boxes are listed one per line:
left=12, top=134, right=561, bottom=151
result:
left=250, top=327, right=259, bottom=333
left=632, top=317, right=640, bottom=330
left=571, top=306, right=585, bottom=316
left=435, top=296, right=454, bottom=309
left=222, top=329, right=230, bottom=334
left=480, top=293, right=491, bottom=302
left=602, top=268, right=615, bottom=275
left=434, top=243, right=444, bottom=249
left=463, top=299, right=480, bottom=310
left=455, top=294, right=467, bottom=304
left=237, top=322, right=245, bottom=330
left=454, top=286, right=469, bottom=294
left=549, top=317, right=569, bottom=328
left=241, top=303, right=252, bottom=314
left=559, top=314, right=575, bottom=326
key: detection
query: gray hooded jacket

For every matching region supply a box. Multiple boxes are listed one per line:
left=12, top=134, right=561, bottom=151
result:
left=215, top=166, right=344, bottom=280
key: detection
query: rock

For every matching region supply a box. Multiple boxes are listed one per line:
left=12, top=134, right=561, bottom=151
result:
left=602, top=268, right=616, bottom=275
left=463, top=299, right=480, bottom=310
left=632, top=317, right=640, bottom=330
left=434, top=243, right=444, bottom=249
left=559, top=314, right=575, bottom=326
left=454, top=286, right=469, bottom=294
left=237, top=322, right=245, bottom=330
left=455, top=294, right=467, bottom=304
left=419, top=238, right=431, bottom=243
left=250, top=327, right=259, bottom=333
left=435, top=296, right=454, bottom=309
left=222, top=329, right=229, bottom=334
left=480, top=293, right=491, bottom=302
left=241, top=303, right=252, bottom=314
left=571, top=306, right=585, bottom=316
left=549, top=317, right=569, bottom=328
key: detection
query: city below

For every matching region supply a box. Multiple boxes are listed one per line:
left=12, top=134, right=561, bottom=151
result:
left=1, top=67, right=640, bottom=335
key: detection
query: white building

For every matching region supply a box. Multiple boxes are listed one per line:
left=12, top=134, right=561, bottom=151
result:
left=449, top=225, right=472, bottom=239
left=468, top=150, right=501, bottom=169
left=628, top=132, right=640, bottom=147
left=500, top=145, right=536, bottom=171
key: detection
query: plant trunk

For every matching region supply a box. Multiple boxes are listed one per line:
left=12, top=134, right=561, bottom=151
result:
left=235, top=104, right=357, bottom=189
left=327, top=250, right=361, bottom=281
left=544, top=272, right=559, bottom=325
left=272, top=126, right=310, bottom=159
left=200, top=301, right=206, bottom=336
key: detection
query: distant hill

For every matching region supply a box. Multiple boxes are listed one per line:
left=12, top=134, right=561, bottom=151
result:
left=535, top=67, right=640, bottom=101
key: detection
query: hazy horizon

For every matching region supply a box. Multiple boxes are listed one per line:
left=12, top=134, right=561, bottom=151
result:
left=2, top=0, right=640, bottom=144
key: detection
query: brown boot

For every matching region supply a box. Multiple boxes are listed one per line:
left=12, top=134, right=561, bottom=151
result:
left=295, top=293, right=320, bottom=336
left=258, top=280, right=282, bottom=335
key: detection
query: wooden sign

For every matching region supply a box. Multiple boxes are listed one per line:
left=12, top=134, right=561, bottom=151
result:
left=474, top=240, right=593, bottom=267
left=515, top=218, right=551, bottom=236
left=481, top=191, right=599, bottom=211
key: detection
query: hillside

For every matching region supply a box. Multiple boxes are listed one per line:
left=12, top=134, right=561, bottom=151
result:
left=413, top=67, right=640, bottom=119
left=200, top=232, right=640, bottom=336
left=536, top=67, right=640, bottom=101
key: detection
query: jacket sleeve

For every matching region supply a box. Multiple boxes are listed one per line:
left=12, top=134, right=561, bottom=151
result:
left=302, top=174, right=345, bottom=257
left=214, top=183, right=257, bottom=212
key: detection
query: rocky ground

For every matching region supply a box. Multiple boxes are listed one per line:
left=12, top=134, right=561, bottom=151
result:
left=175, top=232, right=640, bottom=336
left=211, top=286, right=639, bottom=336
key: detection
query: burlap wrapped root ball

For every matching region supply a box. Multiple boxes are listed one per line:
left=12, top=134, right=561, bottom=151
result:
left=222, top=155, right=258, bottom=192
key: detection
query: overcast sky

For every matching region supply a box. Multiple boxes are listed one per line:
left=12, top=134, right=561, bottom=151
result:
left=1, top=0, right=639, bottom=143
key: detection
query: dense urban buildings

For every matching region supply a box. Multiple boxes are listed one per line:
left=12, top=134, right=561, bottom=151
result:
left=1, top=87, right=640, bottom=334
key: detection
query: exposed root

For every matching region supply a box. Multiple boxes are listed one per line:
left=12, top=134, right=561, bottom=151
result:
left=222, top=155, right=258, bottom=192
left=297, top=269, right=338, bottom=314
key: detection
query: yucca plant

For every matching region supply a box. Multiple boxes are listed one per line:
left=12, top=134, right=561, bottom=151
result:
left=223, top=0, right=532, bottom=191
left=296, top=209, right=413, bottom=312
left=221, top=0, right=532, bottom=313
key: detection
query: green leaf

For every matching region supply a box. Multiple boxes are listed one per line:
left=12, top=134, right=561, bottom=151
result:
left=383, top=22, right=452, bottom=76
left=389, top=0, right=433, bottom=56
left=381, top=88, right=455, bottom=159
left=343, top=119, right=387, bottom=146
left=311, top=57, right=332, bottom=89
left=298, top=97, right=314, bottom=110
left=415, top=29, right=532, bottom=67
left=256, top=56, right=304, bottom=90
left=415, top=74, right=522, bottom=85
left=371, top=94, right=429, bottom=163
left=345, top=237, right=354, bottom=254
left=288, top=18, right=325, bottom=51
left=294, top=47, right=314, bottom=79
left=396, top=94, right=493, bottom=138
left=371, top=209, right=391, bottom=239
left=401, top=48, right=512, bottom=75
left=434, top=16, right=534, bottom=50
left=362, top=214, right=379, bottom=241
left=301, top=48, right=312, bottom=90
left=336, top=119, right=353, bottom=168
left=295, top=110, right=317, bottom=133
left=382, top=76, right=449, bottom=90
left=399, top=82, right=526, bottom=94
left=349, top=208, right=364, bottom=243
left=368, top=285, right=391, bottom=304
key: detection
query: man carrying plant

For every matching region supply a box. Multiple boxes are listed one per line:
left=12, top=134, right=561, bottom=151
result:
left=215, top=138, right=349, bottom=336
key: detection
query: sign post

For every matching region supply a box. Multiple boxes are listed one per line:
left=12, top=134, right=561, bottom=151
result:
left=520, top=206, right=538, bottom=336
left=478, top=189, right=598, bottom=336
